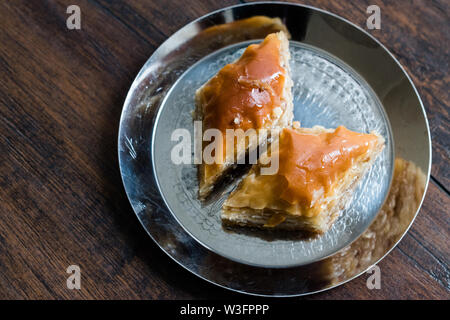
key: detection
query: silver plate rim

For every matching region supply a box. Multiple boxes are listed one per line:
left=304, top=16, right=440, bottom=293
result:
left=118, top=1, right=432, bottom=297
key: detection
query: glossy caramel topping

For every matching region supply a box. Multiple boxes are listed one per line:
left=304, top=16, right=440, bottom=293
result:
left=278, top=126, right=378, bottom=207
left=201, top=33, right=286, bottom=133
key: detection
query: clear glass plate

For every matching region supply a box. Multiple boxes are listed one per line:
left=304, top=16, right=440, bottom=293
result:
left=152, top=41, right=393, bottom=267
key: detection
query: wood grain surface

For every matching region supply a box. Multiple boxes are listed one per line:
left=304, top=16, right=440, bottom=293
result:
left=0, top=0, right=448, bottom=299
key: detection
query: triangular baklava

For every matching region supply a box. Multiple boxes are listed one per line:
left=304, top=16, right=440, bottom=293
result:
left=222, top=126, right=385, bottom=234
left=194, top=32, right=294, bottom=200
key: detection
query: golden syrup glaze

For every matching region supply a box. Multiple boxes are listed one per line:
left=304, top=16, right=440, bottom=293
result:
left=201, top=33, right=286, bottom=134
left=277, top=126, right=379, bottom=209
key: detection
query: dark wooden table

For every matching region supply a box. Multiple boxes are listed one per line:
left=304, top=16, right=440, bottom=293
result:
left=0, top=0, right=448, bottom=299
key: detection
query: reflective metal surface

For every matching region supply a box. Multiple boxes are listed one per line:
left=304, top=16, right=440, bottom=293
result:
left=118, top=2, right=431, bottom=296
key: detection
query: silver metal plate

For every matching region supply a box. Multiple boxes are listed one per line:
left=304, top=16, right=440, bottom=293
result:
left=152, top=41, right=393, bottom=267
left=118, top=2, right=431, bottom=296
